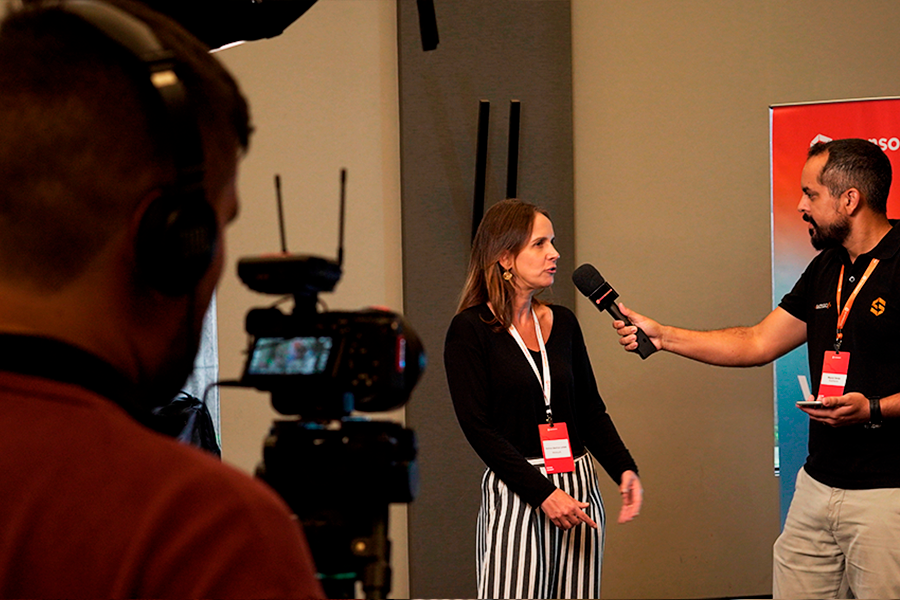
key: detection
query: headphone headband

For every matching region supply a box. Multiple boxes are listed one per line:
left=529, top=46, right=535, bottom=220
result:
left=54, top=0, right=217, bottom=296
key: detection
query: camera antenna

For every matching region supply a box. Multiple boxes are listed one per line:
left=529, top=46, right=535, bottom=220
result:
left=237, top=171, right=343, bottom=299
left=275, top=174, right=288, bottom=253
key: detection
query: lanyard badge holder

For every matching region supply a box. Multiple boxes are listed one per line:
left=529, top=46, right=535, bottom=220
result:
left=820, top=259, right=878, bottom=398
left=510, top=308, right=575, bottom=474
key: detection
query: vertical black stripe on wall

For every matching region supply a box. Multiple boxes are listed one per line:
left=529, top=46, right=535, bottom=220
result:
left=397, top=1, right=575, bottom=597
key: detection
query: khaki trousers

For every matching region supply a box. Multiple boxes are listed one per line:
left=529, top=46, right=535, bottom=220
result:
left=773, top=467, right=900, bottom=599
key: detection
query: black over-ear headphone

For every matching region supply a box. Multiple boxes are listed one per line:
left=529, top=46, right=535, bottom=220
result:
left=55, top=0, right=218, bottom=296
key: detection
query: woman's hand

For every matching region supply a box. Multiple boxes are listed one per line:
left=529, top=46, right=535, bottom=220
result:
left=540, top=488, right=598, bottom=530
left=618, top=470, right=642, bottom=524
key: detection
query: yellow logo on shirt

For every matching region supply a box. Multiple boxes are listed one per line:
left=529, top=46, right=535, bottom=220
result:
left=871, top=297, right=886, bottom=316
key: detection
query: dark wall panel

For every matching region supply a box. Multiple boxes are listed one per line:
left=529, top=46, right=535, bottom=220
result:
left=397, top=1, right=574, bottom=597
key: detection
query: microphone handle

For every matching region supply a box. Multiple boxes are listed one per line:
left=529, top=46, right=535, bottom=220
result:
left=605, top=302, right=657, bottom=360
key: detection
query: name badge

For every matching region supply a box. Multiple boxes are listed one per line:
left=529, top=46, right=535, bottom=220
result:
left=819, top=351, right=850, bottom=398
left=539, top=422, right=575, bottom=474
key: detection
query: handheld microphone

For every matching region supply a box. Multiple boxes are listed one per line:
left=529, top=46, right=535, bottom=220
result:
left=572, top=263, right=657, bottom=359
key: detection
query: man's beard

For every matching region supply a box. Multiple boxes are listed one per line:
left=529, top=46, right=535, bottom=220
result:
left=804, top=213, right=850, bottom=251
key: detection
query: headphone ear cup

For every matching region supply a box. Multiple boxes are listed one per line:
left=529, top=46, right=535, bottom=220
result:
left=135, top=191, right=218, bottom=296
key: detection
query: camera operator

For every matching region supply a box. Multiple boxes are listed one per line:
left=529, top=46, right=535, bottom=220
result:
left=0, top=0, right=322, bottom=597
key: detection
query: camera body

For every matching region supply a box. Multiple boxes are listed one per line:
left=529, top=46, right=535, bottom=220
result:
left=241, top=305, right=425, bottom=419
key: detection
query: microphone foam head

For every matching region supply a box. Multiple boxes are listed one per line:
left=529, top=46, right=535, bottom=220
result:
left=572, top=263, right=606, bottom=297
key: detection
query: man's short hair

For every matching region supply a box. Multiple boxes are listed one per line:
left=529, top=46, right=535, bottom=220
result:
left=808, top=138, right=893, bottom=215
left=0, top=0, right=251, bottom=289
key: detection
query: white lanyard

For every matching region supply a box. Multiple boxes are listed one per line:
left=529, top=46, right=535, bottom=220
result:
left=509, top=307, right=553, bottom=423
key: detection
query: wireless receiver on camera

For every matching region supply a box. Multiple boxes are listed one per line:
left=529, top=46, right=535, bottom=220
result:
left=235, top=170, right=425, bottom=418
left=237, top=173, right=343, bottom=311
left=572, top=263, right=657, bottom=359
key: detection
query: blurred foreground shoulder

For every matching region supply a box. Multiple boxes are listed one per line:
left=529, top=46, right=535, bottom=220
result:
left=139, top=437, right=326, bottom=599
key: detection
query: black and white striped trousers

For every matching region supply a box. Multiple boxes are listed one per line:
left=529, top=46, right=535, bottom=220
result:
left=476, top=454, right=605, bottom=599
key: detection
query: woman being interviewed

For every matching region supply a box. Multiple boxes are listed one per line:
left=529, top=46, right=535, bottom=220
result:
left=444, top=199, right=642, bottom=599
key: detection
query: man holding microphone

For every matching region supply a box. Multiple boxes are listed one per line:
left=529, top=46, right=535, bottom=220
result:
left=615, top=138, right=900, bottom=599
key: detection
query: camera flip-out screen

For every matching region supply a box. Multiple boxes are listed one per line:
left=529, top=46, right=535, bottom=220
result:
left=246, top=336, right=333, bottom=376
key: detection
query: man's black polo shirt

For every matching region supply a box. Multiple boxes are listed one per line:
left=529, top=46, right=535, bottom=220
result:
left=780, top=222, right=900, bottom=490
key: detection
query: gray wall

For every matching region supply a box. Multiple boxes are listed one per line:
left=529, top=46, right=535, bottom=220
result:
left=398, top=2, right=576, bottom=598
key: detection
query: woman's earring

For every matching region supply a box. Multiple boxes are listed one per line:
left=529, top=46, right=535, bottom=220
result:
left=502, top=270, right=513, bottom=281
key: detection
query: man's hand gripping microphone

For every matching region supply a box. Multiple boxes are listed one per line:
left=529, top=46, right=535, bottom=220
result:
left=572, top=263, right=657, bottom=359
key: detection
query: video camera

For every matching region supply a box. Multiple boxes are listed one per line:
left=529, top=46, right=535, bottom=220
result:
left=231, top=173, right=424, bottom=599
